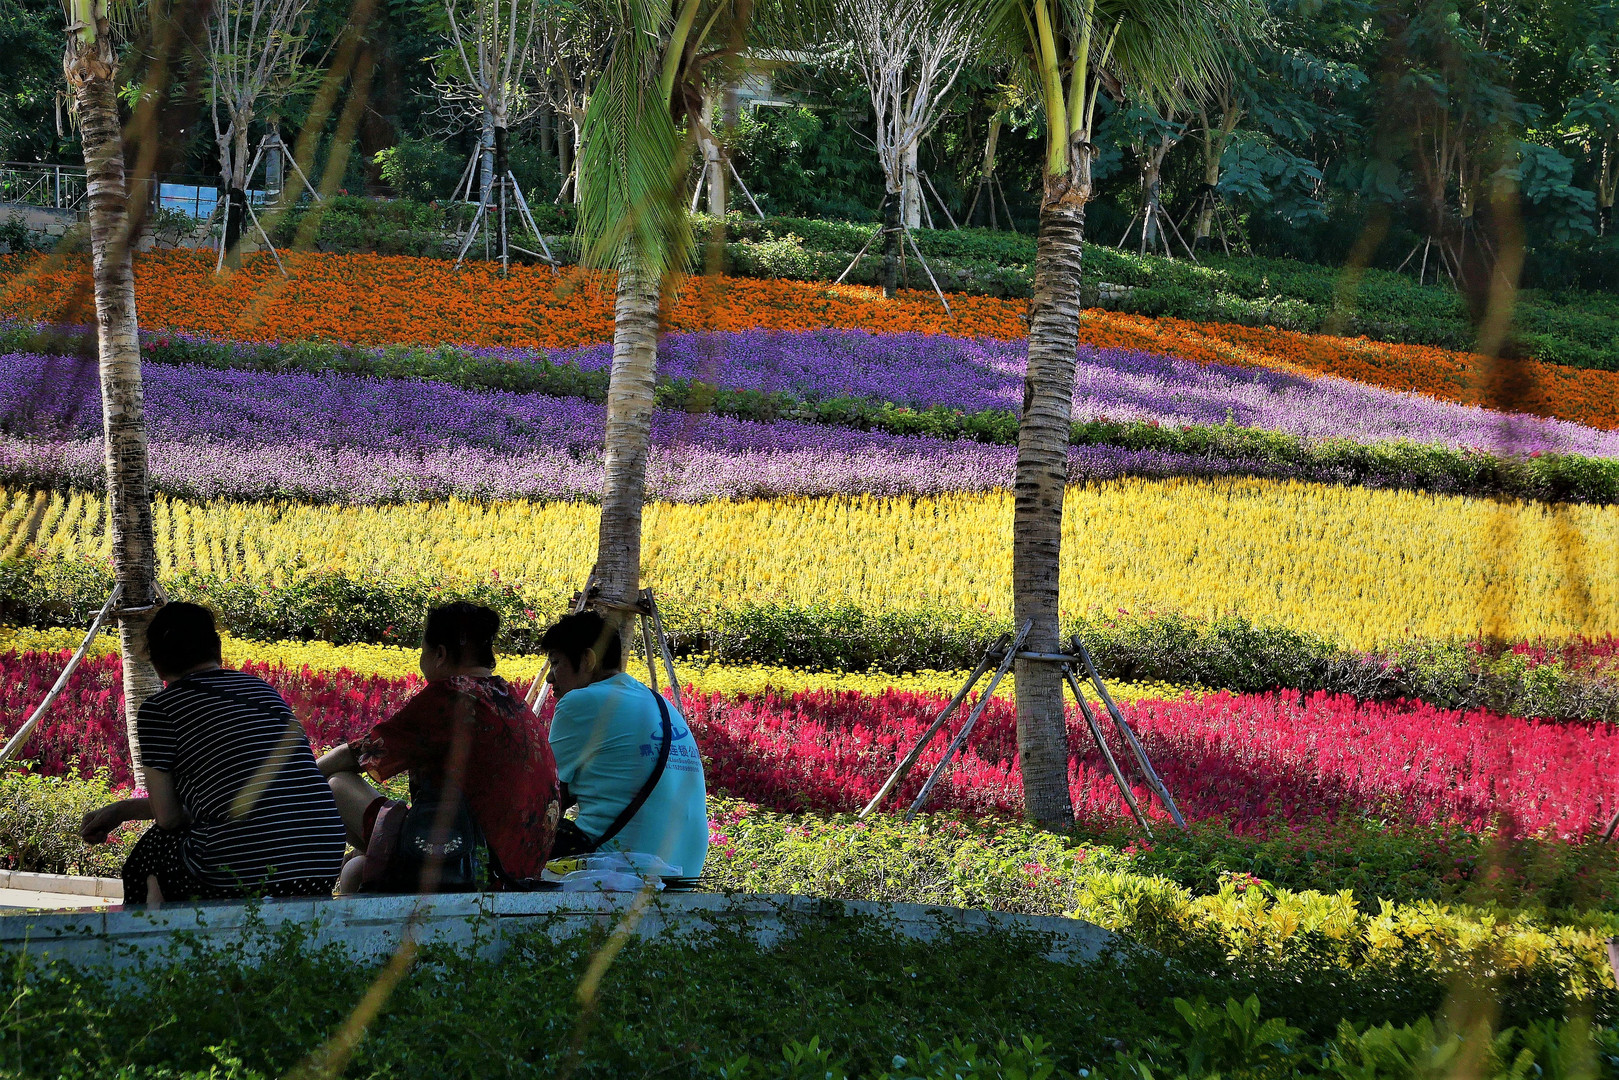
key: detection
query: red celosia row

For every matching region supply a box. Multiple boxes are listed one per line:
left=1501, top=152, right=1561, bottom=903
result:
left=5, top=649, right=1613, bottom=837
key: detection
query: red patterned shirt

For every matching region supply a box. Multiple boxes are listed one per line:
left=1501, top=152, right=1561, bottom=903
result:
left=354, top=675, right=559, bottom=882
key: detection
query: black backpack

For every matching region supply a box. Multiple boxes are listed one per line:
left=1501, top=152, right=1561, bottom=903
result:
left=369, top=775, right=482, bottom=894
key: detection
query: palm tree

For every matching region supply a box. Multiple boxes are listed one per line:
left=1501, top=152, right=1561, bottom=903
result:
left=973, top=0, right=1265, bottom=825
left=574, top=0, right=796, bottom=627
left=62, top=0, right=163, bottom=782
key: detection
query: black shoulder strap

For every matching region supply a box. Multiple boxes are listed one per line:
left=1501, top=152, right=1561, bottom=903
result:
left=592, top=687, right=674, bottom=850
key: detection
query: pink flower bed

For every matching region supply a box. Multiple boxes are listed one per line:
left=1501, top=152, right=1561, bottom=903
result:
left=5, top=648, right=1613, bottom=837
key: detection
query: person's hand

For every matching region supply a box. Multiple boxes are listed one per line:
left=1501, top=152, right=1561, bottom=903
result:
left=79, top=804, right=124, bottom=845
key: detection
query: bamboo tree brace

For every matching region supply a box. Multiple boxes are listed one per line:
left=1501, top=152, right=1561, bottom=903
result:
left=858, top=624, right=1187, bottom=835
left=0, top=586, right=121, bottom=767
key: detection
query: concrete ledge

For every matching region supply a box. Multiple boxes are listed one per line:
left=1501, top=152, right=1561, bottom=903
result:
left=0, top=871, right=123, bottom=899
left=0, top=891, right=1112, bottom=972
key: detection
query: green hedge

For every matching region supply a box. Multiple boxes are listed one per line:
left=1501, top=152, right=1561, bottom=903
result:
left=9, top=323, right=1617, bottom=508
left=5, top=555, right=1617, bottom=722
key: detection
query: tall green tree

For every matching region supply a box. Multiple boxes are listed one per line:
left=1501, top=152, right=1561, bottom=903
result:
left=971, top=0, right=1264, bottom=825
left=1563, top=1, right=1618, bottom=233
left=61, top=0, right=162, bottom=783
left=573, top=0, right=790, bottom=629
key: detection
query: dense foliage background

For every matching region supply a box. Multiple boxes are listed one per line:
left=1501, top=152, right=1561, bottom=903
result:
left=2, top=0, right=1615, bottom=289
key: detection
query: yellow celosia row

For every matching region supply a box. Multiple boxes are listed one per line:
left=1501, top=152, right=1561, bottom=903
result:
left=9, top=476, right=1618, bottom=647
left=0, top=626, right=1194, bottom=703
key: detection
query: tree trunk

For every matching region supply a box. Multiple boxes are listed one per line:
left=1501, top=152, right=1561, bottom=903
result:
left=881, top=192, right=901, bottom=297
left=221, top=121, right=250, bottom=269
left=901, top=141, right=922, bottom=230
left=571, top=114, right=585, bottom=205
left=557, top=108, right=572, bottom=188
left=1599, top=141, right=1614, bottom=237
left=699, top=94, right=725, bottom=217
left=594, top=255, right=661, bottom=651
left=65, top=22, right=161, bottom=788
left=1140, top=158, right=1162, bottom=254
left=1013, top=184, right=1087, bottom=828
left=494, top=123, right=508, bottom=270
left=1195, top=151, right=1220, bottom=241
left=975, top=113, right=1002, bottom=227
left=478, top=112, right=496, bottom=207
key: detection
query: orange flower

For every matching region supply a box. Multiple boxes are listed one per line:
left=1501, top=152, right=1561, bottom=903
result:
left=3, top=250, right=1612, bottom=430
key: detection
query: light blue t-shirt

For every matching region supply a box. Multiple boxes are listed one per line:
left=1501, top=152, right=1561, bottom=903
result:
left=548, top=673, right=708, bottom=878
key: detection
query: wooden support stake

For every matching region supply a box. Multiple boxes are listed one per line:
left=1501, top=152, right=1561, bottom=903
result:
left=647, top=592, right=684, bottom=717
left=921, top=171, right=959, bottom=230
left=525, top=573, right=595, bottom=711
left=1063, top=665, right=1152, bottom=836
left=1072, top=637, right=1186, bottom=829
left=858, top=637, right=1005, bottom=819
left=902, top=226, right=952, bottom=315
left=834, top=199, right=888, bottom=285
left=0, top=588, right=121, bottom=767
left=906, top=621, right=1033, bottom=820
left=639, top=595, right=661, bottom=695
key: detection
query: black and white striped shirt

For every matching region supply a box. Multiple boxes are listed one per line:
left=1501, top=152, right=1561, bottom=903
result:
left=136, top=668, right=346, bottom=890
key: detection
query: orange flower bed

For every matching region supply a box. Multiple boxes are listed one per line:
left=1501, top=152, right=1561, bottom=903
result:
left=0, top=250, right=1025, bottom=346
left=4, top=249, right=1615, bottom=429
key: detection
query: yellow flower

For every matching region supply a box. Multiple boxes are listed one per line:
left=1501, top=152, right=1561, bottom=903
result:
left=8, top=474, right=1617, bottom=650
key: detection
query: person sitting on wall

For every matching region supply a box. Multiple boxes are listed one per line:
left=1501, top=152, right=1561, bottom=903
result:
left=318, top=602, right=559, bottom=893
left=542, top=611, right=707, bottom=885
left=78, top=602, right=347, bottom=906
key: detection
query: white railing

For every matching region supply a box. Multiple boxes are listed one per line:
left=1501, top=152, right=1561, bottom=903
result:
left=0, top=162, right=88, bottom=211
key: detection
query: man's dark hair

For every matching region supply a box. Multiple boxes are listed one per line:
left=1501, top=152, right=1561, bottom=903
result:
left=539, top=610, right=623, bottom=671
left=146, top=602, right=223, bottom=675
left=423, top=601, right=501, bottom=668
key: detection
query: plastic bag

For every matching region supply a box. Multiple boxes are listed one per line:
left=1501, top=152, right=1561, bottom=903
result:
left=543, top=850, right=681, bottom=891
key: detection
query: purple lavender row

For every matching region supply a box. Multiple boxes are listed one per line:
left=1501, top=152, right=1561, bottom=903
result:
left=6, top=342, right=1618, bottom=461
left=0, top=434, right=1414, bottom=504
left=592, top=331, right=1619, bottom=458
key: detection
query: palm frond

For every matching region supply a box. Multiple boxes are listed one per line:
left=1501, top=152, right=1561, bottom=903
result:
left=575, top=21, right=694, bottom=278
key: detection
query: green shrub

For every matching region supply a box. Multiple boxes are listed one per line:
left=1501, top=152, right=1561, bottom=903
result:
left=0, top=766, right=130, bottom=875
left=371, top=138, right=463, bottom=203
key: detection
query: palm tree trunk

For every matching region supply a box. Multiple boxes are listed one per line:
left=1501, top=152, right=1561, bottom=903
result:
left=65, top=16, right=161, bottom=787
left=595, top=255, right=661, bottom=647
left=1013, top=189, right=1086, bottom=827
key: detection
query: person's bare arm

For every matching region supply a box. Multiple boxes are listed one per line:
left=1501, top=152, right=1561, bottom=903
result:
left=316, top=743, right=359, bottom=777
left=145, top=770, right=190, bottom=831
left=79, top=768, right=190, bottom=843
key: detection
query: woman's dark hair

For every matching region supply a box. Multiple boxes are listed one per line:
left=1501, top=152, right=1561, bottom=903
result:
left=146, top=602, right=223, bottom=675
left=539, top=610, right=623, bottom=671
left=423, top=601, right=500, bottom=668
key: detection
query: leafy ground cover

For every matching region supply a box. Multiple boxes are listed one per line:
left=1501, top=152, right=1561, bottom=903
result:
left=5, top=767, right=1618, bottom=1080
left=6, top=902, right=1612, bottom=1080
